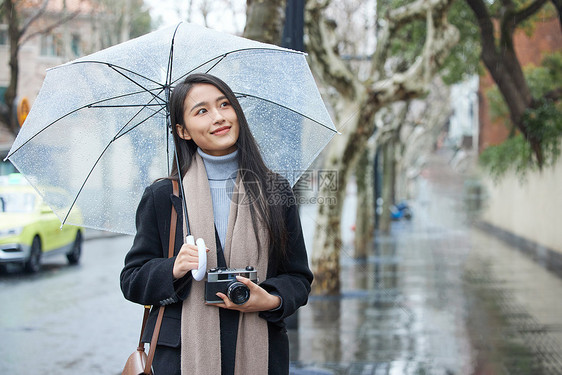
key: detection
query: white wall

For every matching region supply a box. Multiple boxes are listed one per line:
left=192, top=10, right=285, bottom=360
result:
left=448, top=75, right=479, bottom=150
left=481, top=159, right=562, bottom=254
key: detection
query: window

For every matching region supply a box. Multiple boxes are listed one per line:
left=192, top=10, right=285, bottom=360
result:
left=71, top=34, right=81, bottom=56
left=0, top=86, right=6, bottom=105
left=0, top=26, right=7, bottom=46
left=40, top=33, right=63, bottom=57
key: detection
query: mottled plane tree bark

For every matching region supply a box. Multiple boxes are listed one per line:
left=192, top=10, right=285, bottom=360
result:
left=243, top=0, right=286, bottom=44
left=305, top=0, right=459, bottom=294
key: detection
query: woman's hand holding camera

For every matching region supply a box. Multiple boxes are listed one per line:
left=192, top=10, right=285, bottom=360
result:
left=172, top=243, right=209, bottom=279
left=208, top=276, right=281, bottom=313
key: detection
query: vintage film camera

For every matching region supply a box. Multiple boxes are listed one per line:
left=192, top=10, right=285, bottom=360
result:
left=205, top=266, right=258, bottom=305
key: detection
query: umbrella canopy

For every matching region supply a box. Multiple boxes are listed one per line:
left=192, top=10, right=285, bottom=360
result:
left=6, top=22, right=337, bottom=235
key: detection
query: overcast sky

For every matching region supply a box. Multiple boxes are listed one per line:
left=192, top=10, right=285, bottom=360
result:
left=145, top=0, right=246, bottom=34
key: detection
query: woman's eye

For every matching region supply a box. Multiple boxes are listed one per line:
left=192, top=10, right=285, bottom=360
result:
left=196, top=108, right=207, bottom=115
left=220, top=101, right=230, bottom=108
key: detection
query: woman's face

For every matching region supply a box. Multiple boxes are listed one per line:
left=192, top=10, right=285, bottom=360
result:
left=177, top=83, right=240, bottom=156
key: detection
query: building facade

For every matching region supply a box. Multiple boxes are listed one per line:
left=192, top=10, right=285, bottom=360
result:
left=0, top=1, right=109, bottom=131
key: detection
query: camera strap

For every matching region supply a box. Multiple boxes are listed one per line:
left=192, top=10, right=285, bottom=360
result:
left=214, top=225, right=240, bottom=374
left=214, top=225, right=227, bottom=268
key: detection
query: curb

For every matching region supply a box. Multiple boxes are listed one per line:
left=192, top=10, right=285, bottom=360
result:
left=83, top=229, right=127, bottom=242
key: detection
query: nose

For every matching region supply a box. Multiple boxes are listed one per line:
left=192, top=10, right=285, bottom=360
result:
left=210, top=108, right=225, bottom=124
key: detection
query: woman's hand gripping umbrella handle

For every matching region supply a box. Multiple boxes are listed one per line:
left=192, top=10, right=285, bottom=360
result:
left=187, top=235, right=207, bottom=281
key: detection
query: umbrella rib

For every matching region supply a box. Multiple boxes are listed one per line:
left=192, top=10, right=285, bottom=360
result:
left=106, top=65, right=166, bottom=104
left=86, top=87, right=166, bottom=108
left=6, top=89, right=167, bottom=159
left=170, top=54, right=226, bottom=86
left=89, top=103, right=163, bottom=108
left=165, top=24, right=176, bottom=176
left=61, top=105, right=166, bottom=226
left=113, top=104, right=166, bottom=140
left=167, top=22, right=192, bottom=235
left=234, top=93, right=338, bottom=134
left=170, top=47, right=303, bottom=86
left=71, top=60, right=164, bottom=87
left=60, top=140, right=113, bottom=227
left=64, top=60, right=167, bottom=105
left=204, top=55, right=227, bottom=75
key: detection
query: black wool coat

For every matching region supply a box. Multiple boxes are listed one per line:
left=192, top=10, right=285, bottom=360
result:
left=120, top=178, right=313, bottom=375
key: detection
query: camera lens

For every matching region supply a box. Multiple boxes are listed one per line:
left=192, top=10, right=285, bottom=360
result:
left=227, top=281, right=250, bottom=305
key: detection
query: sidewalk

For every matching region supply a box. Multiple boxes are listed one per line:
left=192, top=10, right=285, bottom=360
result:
left=290, top=150, right=562, bottom=374
left=83, top=228, right=125, bottom=241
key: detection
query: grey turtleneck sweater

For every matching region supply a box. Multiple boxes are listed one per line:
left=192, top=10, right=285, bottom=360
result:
left=197, top=148, right=239, bottom=249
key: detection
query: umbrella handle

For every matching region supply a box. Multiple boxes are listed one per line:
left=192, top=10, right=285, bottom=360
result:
left=187, top=235, right=207, bottom=281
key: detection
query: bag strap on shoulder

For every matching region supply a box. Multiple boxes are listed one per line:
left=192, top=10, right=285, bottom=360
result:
left=141, top=179, right=180, bottom=374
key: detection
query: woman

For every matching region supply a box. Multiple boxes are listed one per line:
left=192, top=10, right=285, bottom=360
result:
left=120, top=73, right=313, bottom=375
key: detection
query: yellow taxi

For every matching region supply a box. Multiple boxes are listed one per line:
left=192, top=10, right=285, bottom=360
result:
left=0, top=174, right=83, bottom=272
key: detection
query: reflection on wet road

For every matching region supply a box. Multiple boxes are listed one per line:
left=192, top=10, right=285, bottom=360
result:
left=291, top=151, right=562, bottom=374
left=0, top=234, right=139, bottom=374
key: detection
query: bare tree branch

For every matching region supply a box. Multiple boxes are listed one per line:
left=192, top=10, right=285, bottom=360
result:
left=552, top=0, right=562, bottom=32
left=513, top=0, right=550, bottom=25
left=371, top=0, right=455, bottom=82
left=369, top=0, right=459, bottom=109
left=499, top=0, right=514, bottom=10
left=540, top=87, right=562, bottom=103
left=370, top=19, right=391, bottom=79
left=466, top=0, right=497, bottom=58
left=305, top=0, right=359, bottom=99
left=307, top=0, right=460, bottom=294
left=19, top=0, right=50, bottom=38
left=21, top=10, right=82, bottom=44
left=372, top=0, right=439, bottom=77
left=376, top=102, right=410, bottom=145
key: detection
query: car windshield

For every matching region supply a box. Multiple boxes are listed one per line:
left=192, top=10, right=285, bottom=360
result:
left=0, top=192, right=36, bottom=213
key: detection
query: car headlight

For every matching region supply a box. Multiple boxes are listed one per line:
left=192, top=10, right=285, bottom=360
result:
left=0, top=227, right=24, bottom=237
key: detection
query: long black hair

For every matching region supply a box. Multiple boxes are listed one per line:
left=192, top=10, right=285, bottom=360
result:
left=169, top=73, right=288, bottom=263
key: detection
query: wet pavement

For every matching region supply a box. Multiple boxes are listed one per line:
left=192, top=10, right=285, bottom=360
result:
left=0, top=235, right=141, bottom=374
left=1, top=150, right=562, bottom=374
left=290, top=150, right=562, bottom=374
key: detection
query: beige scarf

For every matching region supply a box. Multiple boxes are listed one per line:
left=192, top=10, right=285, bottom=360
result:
left=180, top=153, right=270, bottom=375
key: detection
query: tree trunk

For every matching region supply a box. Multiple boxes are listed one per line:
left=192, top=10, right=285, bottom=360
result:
left=466, top=0, right=546, bottom=166
left=5, top=0, right=21, bottom=134
left=311, top=96, right=378, bottom=295
left=306, top=0, right=459, bottom=295
left=379, top=140, right=394, bottom=234
left=354, top=144, right=375, bottom=259
left=486, top=52, right=543, bottom=165
left=310, top=102, right=357, bottom=295
left=2, top=0, right=82, bottom=133
left=243, top=0, right=287, bottom=44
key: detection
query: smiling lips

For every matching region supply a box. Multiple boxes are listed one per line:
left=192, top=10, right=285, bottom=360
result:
left=211, top=126, right=231, bottom=136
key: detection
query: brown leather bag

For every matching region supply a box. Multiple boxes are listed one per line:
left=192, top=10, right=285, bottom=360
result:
left=122, top=305, right=150, bottom=374
left=122, top=180, right=179, bottom=375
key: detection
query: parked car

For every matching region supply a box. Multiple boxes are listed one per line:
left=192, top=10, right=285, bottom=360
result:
left=0, top=174, right=83, bottom=272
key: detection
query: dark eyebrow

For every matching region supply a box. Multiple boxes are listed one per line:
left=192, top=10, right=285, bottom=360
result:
left=189, top=101, right=207, bottom=113
left=189, top=95, right=229, bottom=114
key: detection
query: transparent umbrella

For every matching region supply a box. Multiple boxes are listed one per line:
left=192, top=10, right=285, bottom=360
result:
left=6, top=22, right=337, bottom=235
